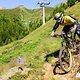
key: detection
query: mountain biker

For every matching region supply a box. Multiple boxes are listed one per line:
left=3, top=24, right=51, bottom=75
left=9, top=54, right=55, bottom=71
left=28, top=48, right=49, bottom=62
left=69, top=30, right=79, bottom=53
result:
left=51, top=12, right=80, bottom=40
left=51, top=12, right=80, bottom=74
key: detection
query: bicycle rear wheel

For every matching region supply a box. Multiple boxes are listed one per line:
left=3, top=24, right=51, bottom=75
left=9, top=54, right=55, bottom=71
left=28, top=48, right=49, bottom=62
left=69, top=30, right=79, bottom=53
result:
left=59, top=46, right=72, bottom=73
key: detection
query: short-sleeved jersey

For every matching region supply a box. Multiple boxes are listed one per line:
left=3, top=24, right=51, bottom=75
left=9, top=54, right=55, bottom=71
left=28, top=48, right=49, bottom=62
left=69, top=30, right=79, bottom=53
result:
left=61, top=16, right=76, bottom=26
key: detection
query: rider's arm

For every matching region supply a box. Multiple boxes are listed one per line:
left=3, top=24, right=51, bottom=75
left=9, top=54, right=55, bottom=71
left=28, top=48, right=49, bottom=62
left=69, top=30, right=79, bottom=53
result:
left=52, top=21, right=60, bottom=32
left=51, top=21, right=59, bottom=37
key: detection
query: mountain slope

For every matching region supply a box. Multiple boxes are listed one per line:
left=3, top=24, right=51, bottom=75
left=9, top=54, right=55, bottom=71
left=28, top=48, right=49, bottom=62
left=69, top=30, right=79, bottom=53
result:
left=0, top=6, right=53, bottom=46
left=31, top=7, right=53, bottom=20
left=0, top=2, right=80, bottom=80
left=0, top=6, right=53, bottom=21
left=65, top=2, right=80, bottom=20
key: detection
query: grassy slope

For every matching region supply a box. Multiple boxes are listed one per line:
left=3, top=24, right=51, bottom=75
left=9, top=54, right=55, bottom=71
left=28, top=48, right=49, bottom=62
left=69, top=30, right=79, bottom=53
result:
left=32, top=7, right=53, bottom=19
left=0, top=19, right=61, bottom=77
left=0, top=2, right=80, bottom=79
left=65, top=2, right=80, bottom=21
left=0, top=18, right=61, bottom=63
left=0, top=6, right=53, bottom=21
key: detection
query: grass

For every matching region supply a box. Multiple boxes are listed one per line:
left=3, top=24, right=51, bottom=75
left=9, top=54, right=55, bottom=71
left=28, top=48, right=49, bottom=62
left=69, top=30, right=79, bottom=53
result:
left=8, top=68, right=45, bottom=80
left=0, top=18, right=61, bottom=77
left=65, top=2, right=80, bottom=20
left=0, top=2, right=80, bottom=79
left=0, top=6, right=53, bottom=21
left=8, top=73, right=28, bottom=80
left=0, top=19, right=61, bottom=68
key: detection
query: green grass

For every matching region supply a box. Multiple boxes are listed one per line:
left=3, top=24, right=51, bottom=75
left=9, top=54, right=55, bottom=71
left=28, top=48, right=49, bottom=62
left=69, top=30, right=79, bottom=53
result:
left=0, top=2, right=80, bottom=66
left=0, top=6, right=53, bottom=21
left=65, top=2, right=80, bottom=21
left=0, top=19, right=61, bottom=65
left=0, top=2, right=80, bottom=79
left=8, top=73, right=28, bottom=80
left=0, top=18, right=61, bottom=59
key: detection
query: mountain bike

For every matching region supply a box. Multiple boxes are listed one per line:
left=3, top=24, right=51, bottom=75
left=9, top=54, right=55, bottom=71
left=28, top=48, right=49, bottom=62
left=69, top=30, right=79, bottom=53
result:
left=54, top=32, right=80, bottom=73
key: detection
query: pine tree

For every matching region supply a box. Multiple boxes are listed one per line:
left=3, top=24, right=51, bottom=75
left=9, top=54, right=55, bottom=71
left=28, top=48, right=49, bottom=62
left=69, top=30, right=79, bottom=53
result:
left=67, top=0, right=75, bottom=7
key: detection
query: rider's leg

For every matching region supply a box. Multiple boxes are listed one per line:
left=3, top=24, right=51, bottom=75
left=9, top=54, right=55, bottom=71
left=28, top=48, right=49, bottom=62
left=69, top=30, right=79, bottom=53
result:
left=62, top=25, right=71, bottom=33
left=61, top=31, right=70, bottom=45
left=62, top=25, right=71, bottom=44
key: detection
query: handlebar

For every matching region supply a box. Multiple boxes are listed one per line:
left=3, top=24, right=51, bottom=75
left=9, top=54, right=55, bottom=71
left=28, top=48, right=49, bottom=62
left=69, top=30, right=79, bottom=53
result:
left=51, top=34, right=62, bottom=37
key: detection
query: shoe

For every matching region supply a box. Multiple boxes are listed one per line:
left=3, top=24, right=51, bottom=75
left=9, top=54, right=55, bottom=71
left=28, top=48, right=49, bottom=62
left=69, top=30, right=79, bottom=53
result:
left=76, top=72, right=80, bottom=78
left=70, top=49, right=76, bottom=52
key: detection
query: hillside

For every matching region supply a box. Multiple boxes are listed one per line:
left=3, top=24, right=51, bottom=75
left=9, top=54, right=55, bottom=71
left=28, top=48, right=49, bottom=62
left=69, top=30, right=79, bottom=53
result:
left=0, top=6, right=53, bottom=21
left=31, top=7, right=53, bottom=20
left=0, top=2, right=80, bottom=80
left=65, top=2, right=80, bottom=20
left=0, top=6, right=53, bottom=46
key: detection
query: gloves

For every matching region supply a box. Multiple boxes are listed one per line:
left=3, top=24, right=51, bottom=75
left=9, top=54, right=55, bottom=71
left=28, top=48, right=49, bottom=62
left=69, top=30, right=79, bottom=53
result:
left=51, top=31, right=55, bottom=37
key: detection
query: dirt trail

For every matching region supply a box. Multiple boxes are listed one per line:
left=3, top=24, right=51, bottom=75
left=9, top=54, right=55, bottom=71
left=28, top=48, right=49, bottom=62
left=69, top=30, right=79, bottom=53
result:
left=0, top=56, right=80, bottom=80
left=43, top=56, right=80, bottom=80
left=0, top=67, right=19, bottom=80
left=43, top=63, right=53, bottom=80
left=0, top=66, right=32, bottom=80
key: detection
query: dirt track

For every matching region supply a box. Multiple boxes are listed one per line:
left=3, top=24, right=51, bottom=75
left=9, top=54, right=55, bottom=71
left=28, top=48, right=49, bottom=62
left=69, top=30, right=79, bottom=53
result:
left=0, top=67, right=18, bottom=80
left=43, top=55, right=80, bottom=80
left=0, top=55, right=80, bottom=80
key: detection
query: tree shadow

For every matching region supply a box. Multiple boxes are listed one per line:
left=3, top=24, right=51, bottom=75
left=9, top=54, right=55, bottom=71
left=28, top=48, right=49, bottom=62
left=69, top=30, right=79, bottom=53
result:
left=45, top=50, right=59, bottom=62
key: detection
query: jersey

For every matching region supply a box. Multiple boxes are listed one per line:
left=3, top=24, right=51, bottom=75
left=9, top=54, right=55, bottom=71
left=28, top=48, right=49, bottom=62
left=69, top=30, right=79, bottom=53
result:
left=52, top=15, right=76, bottom=32
left=61, top=16, right=76, bottom=26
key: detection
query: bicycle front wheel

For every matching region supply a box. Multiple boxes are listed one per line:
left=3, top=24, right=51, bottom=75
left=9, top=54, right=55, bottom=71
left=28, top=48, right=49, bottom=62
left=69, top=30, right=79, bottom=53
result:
left=59, top=46, right=72, bottom=73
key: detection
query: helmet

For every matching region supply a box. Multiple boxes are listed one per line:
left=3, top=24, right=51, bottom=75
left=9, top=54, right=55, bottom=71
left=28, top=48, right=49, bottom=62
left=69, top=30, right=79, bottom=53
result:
left=54, top=12, right=63, bottom=20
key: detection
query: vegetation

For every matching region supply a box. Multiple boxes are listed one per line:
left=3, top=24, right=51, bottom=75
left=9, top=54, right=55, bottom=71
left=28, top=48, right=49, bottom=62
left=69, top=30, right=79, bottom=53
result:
left=0, top=13, right=27, bottom=46
left=8, top=73, right=27, bottom=80
left=0, top=1, right=80, bottom=80
left=67, top=0, right=75, bottom=7
left=52, top=3, right=68, bottom=15
left=67, top=0, right=80, bottom=7
left=0, top=0, right=80, bottom=46
left=52, top=0, right=80, bottom=16
left=0, top=6, right=53, bottom=46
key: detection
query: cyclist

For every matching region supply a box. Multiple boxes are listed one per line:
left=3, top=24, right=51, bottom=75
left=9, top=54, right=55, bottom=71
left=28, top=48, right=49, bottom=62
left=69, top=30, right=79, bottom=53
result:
left=51, top=12, right=80, bottom=74
left=51, top=12, right=80, bottom=40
